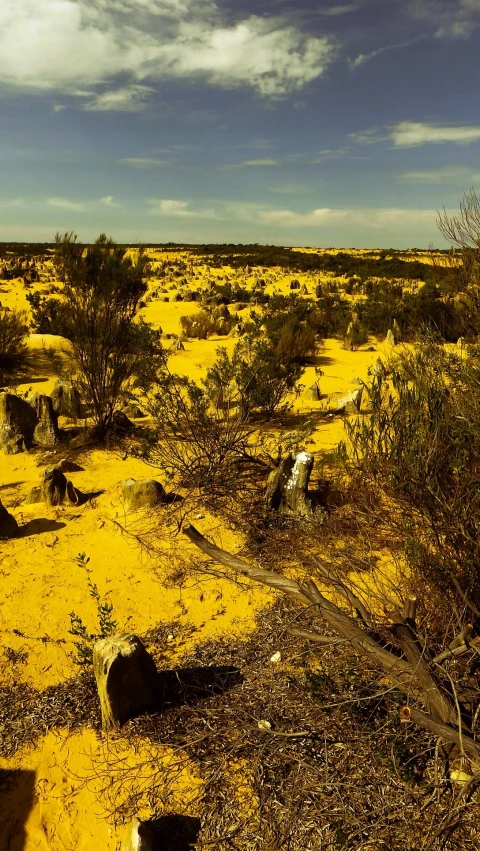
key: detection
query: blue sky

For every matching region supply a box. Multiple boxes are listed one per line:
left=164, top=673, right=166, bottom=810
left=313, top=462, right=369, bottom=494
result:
left=1, top=0, right=480, bottom=247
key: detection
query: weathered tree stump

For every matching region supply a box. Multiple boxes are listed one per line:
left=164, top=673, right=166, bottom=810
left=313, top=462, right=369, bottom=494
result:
left=120, top=818, right=156, bottom=851
left=266, top=452, right=315, bottom=519
left=93, top=633, right=158, bottom=731
left=0, top=499, right=19, bottom=539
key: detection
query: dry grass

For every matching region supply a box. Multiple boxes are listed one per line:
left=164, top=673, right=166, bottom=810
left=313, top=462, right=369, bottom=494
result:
left=1, top=601, right=480, bottom=849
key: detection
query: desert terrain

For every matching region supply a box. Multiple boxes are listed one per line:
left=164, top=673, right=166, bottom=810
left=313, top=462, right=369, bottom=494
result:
left=0, top=242, right=474, bottom=850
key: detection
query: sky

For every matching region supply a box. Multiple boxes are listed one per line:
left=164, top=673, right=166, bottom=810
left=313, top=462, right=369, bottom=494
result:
left=1, top=0, right=480, bottom=248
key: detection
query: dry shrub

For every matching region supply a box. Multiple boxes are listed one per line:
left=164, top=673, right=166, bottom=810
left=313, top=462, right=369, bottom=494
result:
left=2, top=602, right=478, bottom=850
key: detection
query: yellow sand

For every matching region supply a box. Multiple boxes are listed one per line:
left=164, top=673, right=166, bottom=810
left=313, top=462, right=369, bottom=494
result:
left=0, top=249, right=395, bottom=849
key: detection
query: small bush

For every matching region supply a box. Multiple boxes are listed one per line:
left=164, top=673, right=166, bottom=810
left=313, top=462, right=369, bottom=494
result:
left=68, top=553, right=117, bottom=667
left=0, top=308, right=29, bottom=383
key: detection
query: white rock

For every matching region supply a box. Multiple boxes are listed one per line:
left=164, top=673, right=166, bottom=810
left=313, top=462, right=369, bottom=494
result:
left=270, top=651, right=282, bottom=663
left=258, top=720, right=272, bottom=731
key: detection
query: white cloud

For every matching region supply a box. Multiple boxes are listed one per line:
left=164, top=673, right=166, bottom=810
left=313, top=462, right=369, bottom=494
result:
left=84, top=85, right=155, bottom=111
left=400, top=165, right=480, bottom=183
left=0, top=1, right=337, bottom=103
left=99, top=195, right=122, bottom=207
left=47, top=197, right=86, bottom=211
left=0, top=197, right=26, bottom=208
left=219, top=158, right=280, bottom=170
left=147, top=198, right=218, bottom=219
left=349, top=36, right=428, bottom=68
left=249, top=206, right=438, bottom=230
left=319, top=4, right=359, bottom=14
left=117, top=157, right=169, bottom=167
left=352, top=122, right=480, bottom=148
left=407, top=0, right=480, bottom=37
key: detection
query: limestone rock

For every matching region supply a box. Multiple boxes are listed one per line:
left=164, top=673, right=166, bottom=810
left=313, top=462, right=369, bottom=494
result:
left=121, top=819, right=157, bottom=851
left=42, top=466, right=68, bottom=506
left=384, top=329, right=395, bottom=347
left=122, top=478, right=166, bottom=511
left=0, top=498, right=19, bottom=539
left=51, top=379, right=84, bottom=419
left=369, top=357, right=386, bottom=379
left=392, top=319, right=401, bottom=342
left=169, top=339, right=185, bottom=352
left=111, top=410, right=133, bottom=434
left=24, top=485, right=43, bottom=504
left=266, top=451, right=315, bottom=519
left=304, top=382, right=321, bottom=401
left=31, top=394, right=60, bottom=447
left=93, top=633, right=158, bottom=731
left=0, top=393, right=37, bottom=454
left=335, top=387, right=363, bottom=414
left=123, top=405, right=146, bottom=420
left=49, top=458, right=84, bottom=474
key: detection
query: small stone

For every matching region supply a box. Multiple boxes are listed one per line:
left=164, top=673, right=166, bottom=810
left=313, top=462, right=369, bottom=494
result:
left=258, top=720, right=272, bottom=731
left=270, top=651, right=281, bottom=664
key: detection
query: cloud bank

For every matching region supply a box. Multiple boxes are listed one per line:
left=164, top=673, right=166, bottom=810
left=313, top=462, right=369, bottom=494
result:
left=0, top=0, right=337, bottom=104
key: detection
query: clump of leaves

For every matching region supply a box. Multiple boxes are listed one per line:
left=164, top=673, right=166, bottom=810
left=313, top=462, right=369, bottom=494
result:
left=68, top=553, right=117, bottom=666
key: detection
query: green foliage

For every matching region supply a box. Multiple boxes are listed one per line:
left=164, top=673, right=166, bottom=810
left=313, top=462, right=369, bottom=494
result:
left=204, top=334, right=305, bottom=420
left=180, top=309, right=232, bottom=339
left=346, top=338, right=480, bottom=605
left=68, top=553, right=117, bottom=667
left=262, top=295, right=320, bottom=362
left=140, top=366, right=258, bottom=493
left=0, top=308, right=29, bottom=384
left=26, top=291, right=70, bottom=336
left=54, top=232, right=162, bottom=431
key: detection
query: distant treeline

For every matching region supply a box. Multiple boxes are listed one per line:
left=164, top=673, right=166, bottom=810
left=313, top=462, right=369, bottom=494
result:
left=1, top=242, right=456, bottom=285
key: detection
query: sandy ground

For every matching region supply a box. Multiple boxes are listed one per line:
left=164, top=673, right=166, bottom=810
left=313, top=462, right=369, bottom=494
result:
left=0, top=250, right=391, bottom=849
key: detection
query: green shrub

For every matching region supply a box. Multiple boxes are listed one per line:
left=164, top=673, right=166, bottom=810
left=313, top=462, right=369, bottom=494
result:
left=68, top=553, right=117, bottom=667
left=346, top=337, right=480, bottom=608
left=0, top=308, right=29, bottom=383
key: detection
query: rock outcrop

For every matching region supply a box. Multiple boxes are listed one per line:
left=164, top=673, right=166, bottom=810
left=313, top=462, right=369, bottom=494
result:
left=41, top=466, right=84, bottom=506
left=122, top=478, right=166, bottom=511
left=0, top=393, right=37, bottom=454
left=304, top=382, right=321, bottom=401
left=331, top=387, right=363, bottom=414
left=111, top=410, right=133, bottom=434
left=0, top=499, right=19, bottom=539
left=51, top=379, right=84, bottom=419
left=93, top=633, right=158, bottom=731
left=30, top=394, right=60, bottom=447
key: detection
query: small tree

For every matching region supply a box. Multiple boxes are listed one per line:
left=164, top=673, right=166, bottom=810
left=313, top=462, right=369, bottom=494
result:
left=204, top=335, right=305, bottom=421
left=0, top=308, right=29, bottom=384
left=54, top=232, right=161, bottom=432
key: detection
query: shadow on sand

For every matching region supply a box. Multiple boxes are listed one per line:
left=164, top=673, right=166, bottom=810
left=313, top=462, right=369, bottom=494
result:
left=157, top=665, right=242, bottom=712
left=0, top=769, right=36, bottom=851
left=19, top=518, right=66, bottom=537
left=144, top=814, right=201, bottom=851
